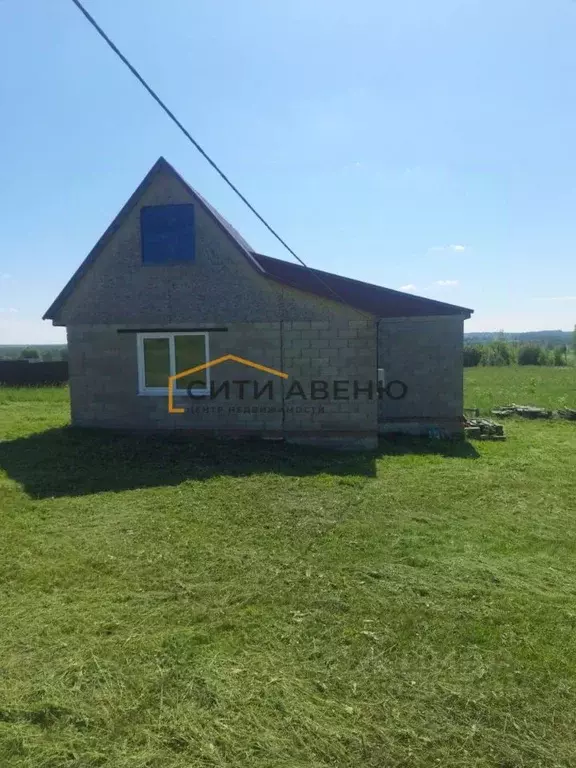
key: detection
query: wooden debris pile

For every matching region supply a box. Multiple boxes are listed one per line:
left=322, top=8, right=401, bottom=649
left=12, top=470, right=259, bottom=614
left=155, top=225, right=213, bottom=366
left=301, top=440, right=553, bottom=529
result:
left=463, top=403, right=575, bottom=441
left=492, top=404, right=576, bottom=421
left=464, top=417, right=506, bottom=441
left=492, top=404, right=551, bottom=419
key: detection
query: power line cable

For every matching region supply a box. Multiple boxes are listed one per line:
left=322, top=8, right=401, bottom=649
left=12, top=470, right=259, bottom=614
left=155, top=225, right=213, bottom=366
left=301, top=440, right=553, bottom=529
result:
left=69, top=0, right=371, bottom=318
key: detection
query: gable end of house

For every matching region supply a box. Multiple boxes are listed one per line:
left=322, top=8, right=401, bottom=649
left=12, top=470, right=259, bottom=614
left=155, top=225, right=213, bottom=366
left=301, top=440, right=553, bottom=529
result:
left=44, top=157, right=473, bottom=324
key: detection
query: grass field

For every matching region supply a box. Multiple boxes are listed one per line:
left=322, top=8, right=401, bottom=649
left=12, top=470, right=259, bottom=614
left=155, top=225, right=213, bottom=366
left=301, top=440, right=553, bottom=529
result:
left=0, top=367, right=575, bottom=767
left=465, top=364, right=576, bottom=413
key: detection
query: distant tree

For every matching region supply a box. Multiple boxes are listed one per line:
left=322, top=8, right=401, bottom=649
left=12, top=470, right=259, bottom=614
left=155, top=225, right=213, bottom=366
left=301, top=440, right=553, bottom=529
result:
left=59, top=347, right=68, bottom=361
left=42, top=351, right=53, bottom=362
left=463, top=345, right=482, bottom=367
left=553, top=347, right=567, bottom=366
left=518, top=344, right=546, bottom=366
left=19, top=347, right=39, bottom=361
left=572, top=325, right=576, bottom=354
left=481, top=339, right=515, bottom=366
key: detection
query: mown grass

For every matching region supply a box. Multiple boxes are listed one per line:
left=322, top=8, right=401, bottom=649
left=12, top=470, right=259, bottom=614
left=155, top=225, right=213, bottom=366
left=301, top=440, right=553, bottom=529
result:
left=465, top=365, right=576, bottom=413
left=0, top=373, right=575, bottom=767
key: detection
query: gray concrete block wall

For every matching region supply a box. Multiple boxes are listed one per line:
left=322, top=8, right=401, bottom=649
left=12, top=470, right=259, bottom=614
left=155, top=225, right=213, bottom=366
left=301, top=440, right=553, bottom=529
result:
left=282, top=319, right=377, bottom=439
left=377, top=315, right=465, bottom=434
left=67, top=324, right=283, bottom=432
left=67, top=319, right=379, bottom=448
left=67, top=313, right=465, bottom=444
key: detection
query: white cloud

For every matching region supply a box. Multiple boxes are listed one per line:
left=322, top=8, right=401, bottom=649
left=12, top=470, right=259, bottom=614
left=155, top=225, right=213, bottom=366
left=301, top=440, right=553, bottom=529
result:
left=434, top=279, right=459, bottom=287
left=0, top=273, right=12, bottom=280
left=533, top=296, right=576, bottom=301
left=400, top=284, right=417, bottom=292
left=428, top=244, right=466, bottom=254
left=0, top=307, right=18, bottom=313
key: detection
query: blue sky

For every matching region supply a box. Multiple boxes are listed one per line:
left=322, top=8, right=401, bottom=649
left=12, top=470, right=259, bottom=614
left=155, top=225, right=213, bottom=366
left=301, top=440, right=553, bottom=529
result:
left=1, top=0, right=576, bottom=343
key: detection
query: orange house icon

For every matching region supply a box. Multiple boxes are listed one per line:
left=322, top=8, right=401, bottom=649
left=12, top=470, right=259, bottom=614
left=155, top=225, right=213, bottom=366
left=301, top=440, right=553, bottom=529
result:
left=168, top=354, right=288, bottom=413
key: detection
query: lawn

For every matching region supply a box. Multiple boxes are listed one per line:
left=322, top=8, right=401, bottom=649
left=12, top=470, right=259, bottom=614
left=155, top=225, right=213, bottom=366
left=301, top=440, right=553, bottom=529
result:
left=465, top=364, right=576, bottom=413
left=0, top=369, right=575, bottom=767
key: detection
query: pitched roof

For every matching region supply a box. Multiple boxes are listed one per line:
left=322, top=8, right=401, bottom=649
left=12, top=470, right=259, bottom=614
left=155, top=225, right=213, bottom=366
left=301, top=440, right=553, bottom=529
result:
left=43, top=157, right=264, bottom=320
left=254, top=253, right=472, bottom=318
left=44, top=157, right=472, bottom=321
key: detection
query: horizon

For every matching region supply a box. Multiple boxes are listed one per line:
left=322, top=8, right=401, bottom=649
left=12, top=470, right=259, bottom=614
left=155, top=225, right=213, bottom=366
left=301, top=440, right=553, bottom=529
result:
left=1, top=329, right=573, bottom=347
left=2, top=0, right=576, bottom=343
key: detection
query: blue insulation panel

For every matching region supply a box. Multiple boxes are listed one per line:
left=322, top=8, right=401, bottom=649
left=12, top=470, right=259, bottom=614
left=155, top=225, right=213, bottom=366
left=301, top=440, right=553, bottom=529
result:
left=140, top=204, right=195, bottom=264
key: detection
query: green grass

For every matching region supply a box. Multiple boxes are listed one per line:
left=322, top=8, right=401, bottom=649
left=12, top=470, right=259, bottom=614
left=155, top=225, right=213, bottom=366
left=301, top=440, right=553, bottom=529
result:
left=465, top=365, right=576, bottom=413
left=0, top=373, right=575, bottom=767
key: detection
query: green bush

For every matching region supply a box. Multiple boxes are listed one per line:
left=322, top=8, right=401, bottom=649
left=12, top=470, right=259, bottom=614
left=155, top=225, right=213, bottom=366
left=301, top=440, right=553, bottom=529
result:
left=19, top=347, right=39, bottom=361
left=463, top=345, right=482, bottom=367
left=518, top=344, right=546, bottom=366
left=481, top=340, right=515, bottom=366
left=465, top=339, right=571, bottom=367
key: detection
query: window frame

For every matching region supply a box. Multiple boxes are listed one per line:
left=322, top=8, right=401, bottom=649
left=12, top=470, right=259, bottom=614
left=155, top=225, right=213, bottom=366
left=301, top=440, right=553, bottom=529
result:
left=136, top=331, right=210, bottom=396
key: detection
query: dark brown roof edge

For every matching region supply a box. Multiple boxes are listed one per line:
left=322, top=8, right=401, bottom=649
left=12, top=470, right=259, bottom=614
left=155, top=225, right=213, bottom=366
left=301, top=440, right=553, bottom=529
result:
left=254, top=252, right=473, bottom=318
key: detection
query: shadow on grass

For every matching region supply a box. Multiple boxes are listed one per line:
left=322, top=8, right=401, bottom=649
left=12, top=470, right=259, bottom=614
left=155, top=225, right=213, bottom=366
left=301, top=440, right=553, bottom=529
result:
left=0, top=427, right=479, bottom=498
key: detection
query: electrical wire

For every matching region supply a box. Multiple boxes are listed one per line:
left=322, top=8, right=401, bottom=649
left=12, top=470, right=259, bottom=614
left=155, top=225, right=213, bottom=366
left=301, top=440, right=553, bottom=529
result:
left=69, top=0, right=371, bottom=318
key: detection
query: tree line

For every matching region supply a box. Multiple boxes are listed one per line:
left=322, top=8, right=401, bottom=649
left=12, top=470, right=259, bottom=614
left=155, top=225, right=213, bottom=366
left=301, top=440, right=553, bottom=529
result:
left=14, top=347, right=68, bottom=362
left=464, top=329, right=576, bottom=367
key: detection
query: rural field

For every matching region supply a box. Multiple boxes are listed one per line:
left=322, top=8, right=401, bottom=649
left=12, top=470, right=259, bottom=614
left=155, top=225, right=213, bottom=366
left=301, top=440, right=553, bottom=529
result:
left=0, top=366, right=575, bottom=767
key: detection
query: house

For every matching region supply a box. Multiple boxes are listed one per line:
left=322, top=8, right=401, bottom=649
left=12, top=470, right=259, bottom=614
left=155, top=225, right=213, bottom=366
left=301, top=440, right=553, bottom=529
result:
left=44, top=157, right=473, bottom=450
